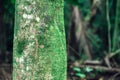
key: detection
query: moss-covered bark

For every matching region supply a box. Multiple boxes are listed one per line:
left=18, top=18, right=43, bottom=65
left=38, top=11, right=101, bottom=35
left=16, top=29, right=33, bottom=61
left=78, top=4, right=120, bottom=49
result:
left=13, top=0, right=66, bottom=80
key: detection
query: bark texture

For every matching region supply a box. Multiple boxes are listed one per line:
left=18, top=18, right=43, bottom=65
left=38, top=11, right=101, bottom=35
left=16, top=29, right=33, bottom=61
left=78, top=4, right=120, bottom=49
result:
left=13, top=0, right=66, bottom=80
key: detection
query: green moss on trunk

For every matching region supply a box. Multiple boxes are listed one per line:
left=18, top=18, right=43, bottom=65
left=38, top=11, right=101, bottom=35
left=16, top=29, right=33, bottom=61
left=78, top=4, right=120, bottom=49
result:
left=13, top=0, right=66, bottom=80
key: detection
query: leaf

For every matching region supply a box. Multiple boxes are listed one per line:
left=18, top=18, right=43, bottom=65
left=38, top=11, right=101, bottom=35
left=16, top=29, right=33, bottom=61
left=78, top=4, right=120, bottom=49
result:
left=84, top=67, right=93, bottom=72
left=75, top=73, right=86, bottom=78
left=73, top=67, right=81, bottom=72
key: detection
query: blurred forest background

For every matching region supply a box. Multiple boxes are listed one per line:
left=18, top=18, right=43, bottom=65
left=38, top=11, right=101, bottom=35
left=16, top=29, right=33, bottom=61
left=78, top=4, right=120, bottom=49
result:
left=0, top=0, right=14, bottom=79
left=0, top=0, right=14, bottom=64
left=65, top=0, right=120, bottom=79
left=0, top=0, right=120, bottom=80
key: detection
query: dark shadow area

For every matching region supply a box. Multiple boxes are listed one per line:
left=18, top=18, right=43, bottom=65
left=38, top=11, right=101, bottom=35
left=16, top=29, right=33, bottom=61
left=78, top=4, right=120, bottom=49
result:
left=0, top=0, right=15, bottom=79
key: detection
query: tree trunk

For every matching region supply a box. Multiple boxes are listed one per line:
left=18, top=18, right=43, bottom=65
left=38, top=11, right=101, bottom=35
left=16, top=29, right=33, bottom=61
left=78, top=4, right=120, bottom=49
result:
left=13, top=0, right=66, bottom=80
left=112, top=0, right=120, bottom=51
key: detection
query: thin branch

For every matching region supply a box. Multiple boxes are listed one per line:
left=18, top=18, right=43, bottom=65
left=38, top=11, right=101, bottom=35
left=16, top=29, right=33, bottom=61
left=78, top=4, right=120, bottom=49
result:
left=80, top=65, right=120, bottom=72
left=111, top=72, right=120, bottom=80
left=106, top=49, right=120, bottom=58
left=67, top=44, right=80, bottom=57
left=106, top=0, right=111, bottom=53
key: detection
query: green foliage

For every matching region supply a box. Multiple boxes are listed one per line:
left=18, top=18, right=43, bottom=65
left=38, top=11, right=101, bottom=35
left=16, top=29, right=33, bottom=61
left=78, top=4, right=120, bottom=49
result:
left=65, top=0, right=85, bottom=5
left=66, top=0, right=120, bottom=79
left=16, top=39, right=27, bottom=56
left=73, top=67, right=81, bottom=72
left=73, top=67, right=92, bottom=78
left=73, top=67, right=86, bottom=78
left=11, top=0, right=15, bottom=4
left=75, top=73, right=86, bottom=78
left=84, top=67, right=93, bottom=72
left=65, top=0, right=120, bottom=60
left=112, top=0, right=120, bottom=51
left=73, top=67, right=94, bottom=78
left=3, top=0, right=15, bottom=15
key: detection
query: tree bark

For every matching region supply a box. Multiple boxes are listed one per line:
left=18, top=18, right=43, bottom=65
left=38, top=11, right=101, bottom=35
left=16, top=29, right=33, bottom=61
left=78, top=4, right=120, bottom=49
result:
left=13, top=0, right=66, bottom=80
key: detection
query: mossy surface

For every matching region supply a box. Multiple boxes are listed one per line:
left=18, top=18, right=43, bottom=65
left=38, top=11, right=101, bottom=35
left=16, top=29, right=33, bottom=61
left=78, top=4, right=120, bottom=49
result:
left=13, top=0, right=66, bottom=80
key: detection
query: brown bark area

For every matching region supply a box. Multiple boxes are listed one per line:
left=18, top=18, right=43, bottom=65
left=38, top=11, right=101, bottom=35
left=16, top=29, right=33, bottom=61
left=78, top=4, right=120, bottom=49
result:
left=68, top=0, right=101, bottom=60
left=68, top=6, right=93, bottom=60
